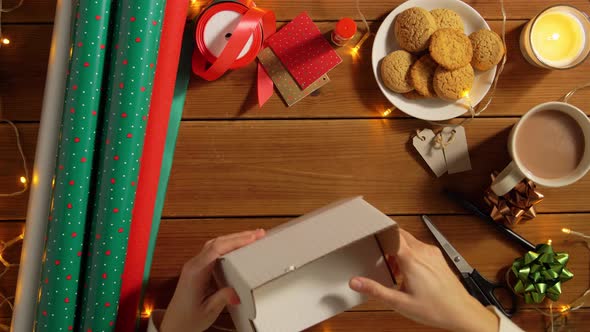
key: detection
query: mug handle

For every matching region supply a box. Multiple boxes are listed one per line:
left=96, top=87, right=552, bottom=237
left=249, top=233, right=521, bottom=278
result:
left=491, top=161, right=526, bottom=196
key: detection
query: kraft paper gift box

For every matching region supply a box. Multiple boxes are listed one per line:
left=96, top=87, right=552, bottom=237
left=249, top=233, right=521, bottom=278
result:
left=215, top=197, right=400, bottom=332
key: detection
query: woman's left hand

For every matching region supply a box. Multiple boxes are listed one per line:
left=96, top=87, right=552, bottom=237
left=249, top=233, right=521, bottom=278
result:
left=160, top=229, right=266, bottom=332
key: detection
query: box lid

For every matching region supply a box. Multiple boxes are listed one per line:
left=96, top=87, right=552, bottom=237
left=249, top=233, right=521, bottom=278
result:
left=219, top=196, right=397, bottom=320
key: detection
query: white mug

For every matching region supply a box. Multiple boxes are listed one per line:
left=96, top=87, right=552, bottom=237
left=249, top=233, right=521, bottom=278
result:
left=491, top=102, right=590, bottom=196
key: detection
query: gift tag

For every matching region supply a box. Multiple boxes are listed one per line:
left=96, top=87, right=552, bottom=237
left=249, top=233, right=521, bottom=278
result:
left=442, top=126, right=472, bottom=174
left=413, top=129, right=447, bottom=177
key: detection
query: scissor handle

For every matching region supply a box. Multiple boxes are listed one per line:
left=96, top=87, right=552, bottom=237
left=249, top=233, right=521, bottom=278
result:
left=461, top=270, right=518, bottom=318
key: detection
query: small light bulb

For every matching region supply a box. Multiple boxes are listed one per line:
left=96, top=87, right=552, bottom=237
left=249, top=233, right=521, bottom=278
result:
left=20, top=176, right=27, bottom=184
left=188, top=0, right=202, bottom=18
left=547, top=239, right=552, bottom=245
left=562, top=228, right=571, bottom=234
left=1, top=38, right=10, bottom=45
left=142, top=306, right=153, bottom=317
left=560, top=305, right=570, bottom=313
left=382, top=108, right=393, bottom=117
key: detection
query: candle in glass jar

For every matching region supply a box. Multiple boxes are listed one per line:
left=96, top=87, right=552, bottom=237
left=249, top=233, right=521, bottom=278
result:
left=531, top=11, right=585, bottom=67
left=520, top=5, right=590, bottom=70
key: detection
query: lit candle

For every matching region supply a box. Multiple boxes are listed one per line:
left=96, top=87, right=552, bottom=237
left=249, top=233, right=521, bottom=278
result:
left=520, top=5, right=590, bottom=69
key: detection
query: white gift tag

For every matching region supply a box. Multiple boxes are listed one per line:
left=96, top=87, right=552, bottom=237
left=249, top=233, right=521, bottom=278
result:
left=442, top=126, right=472, bottom=174
left=413, top=129, right=447, bottom=177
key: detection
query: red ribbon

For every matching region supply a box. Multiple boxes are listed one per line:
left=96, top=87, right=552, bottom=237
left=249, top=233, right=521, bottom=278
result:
left=192, top=1, right=275, bottom=106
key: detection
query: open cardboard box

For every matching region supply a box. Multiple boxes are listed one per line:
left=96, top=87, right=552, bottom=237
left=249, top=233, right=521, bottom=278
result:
left=214, top=197, right=400, bottom=332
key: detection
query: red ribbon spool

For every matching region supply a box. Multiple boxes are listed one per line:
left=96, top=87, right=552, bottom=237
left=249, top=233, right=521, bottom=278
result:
left=196, top=2, right=263, bottom=70
left=192, top=0, right=276, bottom=106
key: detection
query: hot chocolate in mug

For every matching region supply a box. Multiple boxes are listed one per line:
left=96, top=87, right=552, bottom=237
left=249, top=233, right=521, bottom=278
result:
left=491, top=101, right=590, bottom=196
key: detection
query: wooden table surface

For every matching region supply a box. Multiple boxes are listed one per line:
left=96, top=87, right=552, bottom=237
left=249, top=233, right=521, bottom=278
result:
left=2, top=1, right=590, bottom=331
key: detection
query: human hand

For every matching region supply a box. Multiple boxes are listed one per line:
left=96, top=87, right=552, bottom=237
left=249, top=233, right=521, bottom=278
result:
left=349, top=229, right=499, bottom=332
left=160, top=229, right=266, bottom=332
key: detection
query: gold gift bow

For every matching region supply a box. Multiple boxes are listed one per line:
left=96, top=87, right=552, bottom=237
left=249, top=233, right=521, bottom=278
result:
left=485, top=172, right=545, bottom=226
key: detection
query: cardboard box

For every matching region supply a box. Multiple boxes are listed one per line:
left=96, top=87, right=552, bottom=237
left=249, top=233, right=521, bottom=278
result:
left=215, top=197, right=400, bottom=332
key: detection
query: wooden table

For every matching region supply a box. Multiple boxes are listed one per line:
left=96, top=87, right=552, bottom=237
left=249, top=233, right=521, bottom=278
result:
left=2, top=1, right=590, bottom=330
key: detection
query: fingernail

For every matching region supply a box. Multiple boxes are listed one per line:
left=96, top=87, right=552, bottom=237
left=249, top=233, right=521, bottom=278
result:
left=230, top=294, right=241, bottom=306
left=350, top=278, right=363, bottom=291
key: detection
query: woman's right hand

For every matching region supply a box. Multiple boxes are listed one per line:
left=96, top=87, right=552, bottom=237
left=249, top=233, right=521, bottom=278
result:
left=349, top=228, right=499, bottom=332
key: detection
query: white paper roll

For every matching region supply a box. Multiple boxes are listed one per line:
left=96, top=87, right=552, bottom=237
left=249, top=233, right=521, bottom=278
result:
left=10, top=0, right=73, bottom=331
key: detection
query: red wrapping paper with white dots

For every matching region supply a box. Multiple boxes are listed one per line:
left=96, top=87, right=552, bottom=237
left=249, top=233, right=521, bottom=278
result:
left=76, top=1, right=165, bottom=331
left=34, top=1, right=115, bottom=331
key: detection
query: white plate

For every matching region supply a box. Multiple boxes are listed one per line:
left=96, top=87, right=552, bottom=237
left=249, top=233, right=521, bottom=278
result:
left=372, top=0, right=496, bottom=121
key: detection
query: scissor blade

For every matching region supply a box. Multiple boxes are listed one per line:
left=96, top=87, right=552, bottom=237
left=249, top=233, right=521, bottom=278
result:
left=421, top=215, right=474, bottom=274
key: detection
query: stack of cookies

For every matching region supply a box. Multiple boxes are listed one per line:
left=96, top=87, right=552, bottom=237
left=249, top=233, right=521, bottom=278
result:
left=380, top=7, right=504, bottom=101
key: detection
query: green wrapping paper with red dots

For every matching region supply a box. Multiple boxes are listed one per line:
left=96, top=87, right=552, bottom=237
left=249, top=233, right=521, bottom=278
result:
left=77, top=0, right=165, bottom=330
left=35, top=1, right=114, bottom=331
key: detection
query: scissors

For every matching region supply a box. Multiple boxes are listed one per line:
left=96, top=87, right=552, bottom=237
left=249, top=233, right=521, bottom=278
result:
left=421, top=215, right=518, bottom=318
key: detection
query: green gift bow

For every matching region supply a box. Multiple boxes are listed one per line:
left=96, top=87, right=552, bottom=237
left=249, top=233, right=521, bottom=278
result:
left=511, top=244, right=574, bottom=304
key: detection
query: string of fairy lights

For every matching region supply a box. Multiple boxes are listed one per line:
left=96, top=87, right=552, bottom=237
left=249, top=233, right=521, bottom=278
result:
left=1, top=0, right=589, bottom=330
left=0, top=0, right=29, bottom=197
left=539, top=228, right=590, bottom=332
left=0, top=232, right=23, bottom=331
left=0, top=0, right=24, bottom=46
left=0, top=1, right=27, bottom=329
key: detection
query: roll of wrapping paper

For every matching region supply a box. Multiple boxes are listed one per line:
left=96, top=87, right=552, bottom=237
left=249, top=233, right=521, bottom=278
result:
left=140, top=27, right=193, bottom=315
left=33, top=1, right=114, bottom=331
left=116, top=0, right=189, bottom=330
left=11, top=1, right=74, bottom=331
left=192, top=0, right=275, bottom=106
left=77, top=1, right=166, bottom=330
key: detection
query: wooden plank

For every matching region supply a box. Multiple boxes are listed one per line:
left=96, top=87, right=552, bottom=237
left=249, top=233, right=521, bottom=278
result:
left=161, top=119, right=590, bottom=217
left=4, top=119, right=590, bottom=219
left=0, top=124, right=36, bottom=220
left=5, top=0, right=590, bottom=22
left=0, top=222, right=25, bottom=319
left=0, top=214, right=586, bottom=319
left=0, top=25, right=51, bottom=121
left=196, top=309, right=590, bottom=332
left=4, top=20, right=590, bottom=121
left=1, top=0, right=55, bottom=23
left=183, top=20, right=590, bottom=119
left=144, top=215, right=590, bottom=313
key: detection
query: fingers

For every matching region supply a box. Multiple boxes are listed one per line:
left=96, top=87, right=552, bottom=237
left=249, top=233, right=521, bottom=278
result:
left=213, top=229, right=266, bottom=245
left=182, top=229, right=266, bottom=296
left=202, top=287, right=240, bottom=323
left=386, top=254, right=402, bottom=283
left=202, top=229, right=266, bottom=266
left=349, top=277, right=412, bottom=310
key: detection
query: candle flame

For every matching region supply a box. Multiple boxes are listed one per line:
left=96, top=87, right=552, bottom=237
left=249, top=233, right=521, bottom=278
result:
left=1, top=38, right=10, bottom=45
